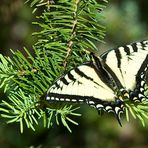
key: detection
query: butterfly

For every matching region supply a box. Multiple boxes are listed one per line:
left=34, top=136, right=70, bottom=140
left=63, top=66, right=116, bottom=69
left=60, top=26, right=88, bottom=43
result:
left=45, top=40, right=148, bottom=125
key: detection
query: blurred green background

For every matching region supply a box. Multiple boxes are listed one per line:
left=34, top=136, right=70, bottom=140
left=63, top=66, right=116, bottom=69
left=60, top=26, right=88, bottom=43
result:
left=0, top=0, right=148, bottom=147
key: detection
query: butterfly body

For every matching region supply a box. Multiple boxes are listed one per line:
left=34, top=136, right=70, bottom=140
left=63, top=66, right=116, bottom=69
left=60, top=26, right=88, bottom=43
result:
left=46, top=40, right=148, bottom=123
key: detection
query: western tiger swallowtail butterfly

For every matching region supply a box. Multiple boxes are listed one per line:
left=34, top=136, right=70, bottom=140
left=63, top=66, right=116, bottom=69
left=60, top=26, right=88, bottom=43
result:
left=45, top=40, right=148, bottom=125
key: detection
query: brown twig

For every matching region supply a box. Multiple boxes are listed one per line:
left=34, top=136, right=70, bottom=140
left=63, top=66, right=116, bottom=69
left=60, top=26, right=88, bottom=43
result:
left=63, top=0, right=80, bottom=68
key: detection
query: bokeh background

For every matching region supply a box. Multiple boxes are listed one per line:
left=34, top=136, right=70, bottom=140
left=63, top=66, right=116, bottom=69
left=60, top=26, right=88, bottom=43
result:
left=0, top=0, right=148, bottom=147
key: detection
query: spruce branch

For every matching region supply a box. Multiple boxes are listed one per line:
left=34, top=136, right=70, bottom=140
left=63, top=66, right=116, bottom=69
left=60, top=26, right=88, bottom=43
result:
left=0, top=0, right=106, bottom=132
left=125, top=98, right=148, bottom=126
left=42, top=105, right=81, bottom=133
left=122, top=86, right=148, bottom=126
left=0, top=89, right=40, bottom=133
left=0, top=0, right=147, bottom=133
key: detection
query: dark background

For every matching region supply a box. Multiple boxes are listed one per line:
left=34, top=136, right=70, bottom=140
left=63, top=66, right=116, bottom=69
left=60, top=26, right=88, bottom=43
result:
left=0, top=0, right=148, bottom=147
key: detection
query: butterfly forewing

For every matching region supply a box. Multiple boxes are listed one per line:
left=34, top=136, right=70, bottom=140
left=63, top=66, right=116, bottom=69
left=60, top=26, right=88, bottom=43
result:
left=47, top=64, right=116, bottom=102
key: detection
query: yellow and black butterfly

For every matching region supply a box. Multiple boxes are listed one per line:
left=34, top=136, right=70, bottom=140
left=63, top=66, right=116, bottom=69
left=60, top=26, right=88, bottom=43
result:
left=46, top=40, right=148, bottom=124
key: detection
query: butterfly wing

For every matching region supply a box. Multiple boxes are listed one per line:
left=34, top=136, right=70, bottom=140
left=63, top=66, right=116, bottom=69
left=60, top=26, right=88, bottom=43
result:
left=101, top=40, right=148, bottom=101
left=47, top=64, right=115, bottom=102
left=46, top=63, right=124, bottom=120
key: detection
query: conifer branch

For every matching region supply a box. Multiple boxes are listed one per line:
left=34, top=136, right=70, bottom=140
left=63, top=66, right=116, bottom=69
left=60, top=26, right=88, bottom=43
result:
left=0, top=0, right=147, bottom=133
left=0, top=0, right=106, bottom=132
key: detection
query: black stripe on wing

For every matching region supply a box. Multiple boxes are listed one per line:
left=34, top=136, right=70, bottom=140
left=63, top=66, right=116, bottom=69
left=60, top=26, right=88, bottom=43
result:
left=131, top=42, right=138, bottom=52
left=68, top=71, right=76, bottom=81
left=91, top=53, right=117, bottom=90
left=60, top=77, right=69, bottom=85
left=114, top=48, right=121, bottom=68
left=123, top=46, right=130, bottom=55
left=102, top=63, right=123, bottom=89
left=75, top=67, right=94, bottom=81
